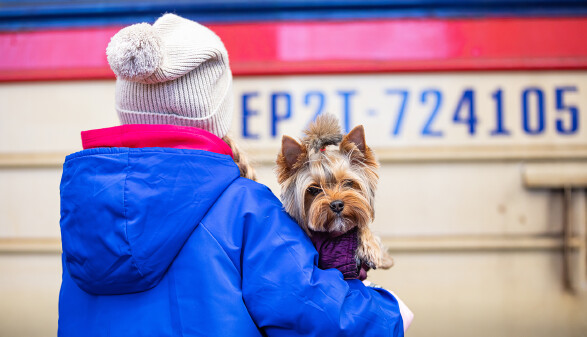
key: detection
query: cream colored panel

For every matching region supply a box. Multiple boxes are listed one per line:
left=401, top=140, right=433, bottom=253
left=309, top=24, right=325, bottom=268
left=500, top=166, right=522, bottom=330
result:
left=374, top=162, right=556, bottom=236
left=0, top=168, right=62, bottom=237
left=370, top=251, right=587, bottom=337
left=0, top=255, right=61, bottom=337
left=0, top=80, right=117, bottom=153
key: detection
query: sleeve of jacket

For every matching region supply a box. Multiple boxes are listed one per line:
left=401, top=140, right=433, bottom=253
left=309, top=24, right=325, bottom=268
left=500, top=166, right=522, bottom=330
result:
left=239, top=181, right=404, bottom=337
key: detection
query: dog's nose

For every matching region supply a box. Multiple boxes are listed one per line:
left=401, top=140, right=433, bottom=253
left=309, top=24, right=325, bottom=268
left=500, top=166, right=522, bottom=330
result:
left=330, top=200, right=345, bottom=213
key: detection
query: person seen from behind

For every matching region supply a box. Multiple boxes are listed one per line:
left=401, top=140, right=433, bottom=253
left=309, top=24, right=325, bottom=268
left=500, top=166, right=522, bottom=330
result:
left=58, top=13, right=412, bottom=336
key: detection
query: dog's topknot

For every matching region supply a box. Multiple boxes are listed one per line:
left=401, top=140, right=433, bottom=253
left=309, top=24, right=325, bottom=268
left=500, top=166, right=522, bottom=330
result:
left=303, top=114, right=343, bottom=152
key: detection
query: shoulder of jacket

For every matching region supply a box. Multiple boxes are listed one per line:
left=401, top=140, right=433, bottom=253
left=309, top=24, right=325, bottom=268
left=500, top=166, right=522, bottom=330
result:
left=225, top=177, right=280, bottom=202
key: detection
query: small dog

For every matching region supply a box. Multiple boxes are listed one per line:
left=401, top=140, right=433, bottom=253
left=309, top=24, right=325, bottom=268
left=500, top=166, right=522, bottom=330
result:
left=276, top=114, right=393, bottom=271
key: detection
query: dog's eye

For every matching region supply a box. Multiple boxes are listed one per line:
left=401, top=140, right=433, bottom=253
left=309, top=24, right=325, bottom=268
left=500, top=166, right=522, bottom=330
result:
left=307, top=186, right=323, bottom=196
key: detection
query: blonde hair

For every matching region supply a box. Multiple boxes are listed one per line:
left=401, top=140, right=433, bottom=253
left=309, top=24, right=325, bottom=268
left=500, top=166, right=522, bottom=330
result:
left=222, top=136, right=257, bottom=181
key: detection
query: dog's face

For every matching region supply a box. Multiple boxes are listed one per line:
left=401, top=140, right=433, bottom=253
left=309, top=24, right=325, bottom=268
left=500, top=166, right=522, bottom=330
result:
left=276, top=115, right=379, bottom=235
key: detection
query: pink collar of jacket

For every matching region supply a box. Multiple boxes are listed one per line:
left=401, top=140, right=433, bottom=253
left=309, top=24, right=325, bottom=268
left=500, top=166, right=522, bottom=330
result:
left=81, top=124, right=233, bottom=158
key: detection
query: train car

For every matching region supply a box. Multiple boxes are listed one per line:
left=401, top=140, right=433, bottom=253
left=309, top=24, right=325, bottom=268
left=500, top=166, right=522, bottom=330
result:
left=1, top=1, right=586, bottom=336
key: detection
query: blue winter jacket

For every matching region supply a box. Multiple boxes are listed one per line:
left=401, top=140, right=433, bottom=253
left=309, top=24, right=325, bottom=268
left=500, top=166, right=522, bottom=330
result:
left=59, top=146, right=403, bottom=336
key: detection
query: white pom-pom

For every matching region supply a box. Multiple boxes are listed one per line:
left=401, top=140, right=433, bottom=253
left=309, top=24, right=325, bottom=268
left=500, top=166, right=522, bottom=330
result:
left=106, top=23, right=162, bottom=81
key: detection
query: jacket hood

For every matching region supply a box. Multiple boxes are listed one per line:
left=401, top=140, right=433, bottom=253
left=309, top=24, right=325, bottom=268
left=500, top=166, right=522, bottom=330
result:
left=60, top=147, right=240, bottom=295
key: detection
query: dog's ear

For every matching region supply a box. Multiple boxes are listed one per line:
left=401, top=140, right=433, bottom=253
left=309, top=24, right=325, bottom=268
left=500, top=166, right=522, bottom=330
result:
left=281, top=136, right=304, bottom=168
left=276, top=135, right=305, bottom=184
left=340, top=125, right=378, bottom=169
left=340, top=125, right=368, bottom=157
left=340, top=125, right=379, bottom=196
left=343, top=125, right=366, bottom=153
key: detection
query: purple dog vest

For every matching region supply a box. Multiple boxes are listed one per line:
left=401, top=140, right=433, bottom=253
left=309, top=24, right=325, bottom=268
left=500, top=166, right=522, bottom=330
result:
left=309, top=227, right=369, bottom=280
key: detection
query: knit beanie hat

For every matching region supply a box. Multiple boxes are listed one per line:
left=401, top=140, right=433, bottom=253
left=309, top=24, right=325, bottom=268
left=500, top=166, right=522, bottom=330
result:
left=106, top=14, right=233, bottom=138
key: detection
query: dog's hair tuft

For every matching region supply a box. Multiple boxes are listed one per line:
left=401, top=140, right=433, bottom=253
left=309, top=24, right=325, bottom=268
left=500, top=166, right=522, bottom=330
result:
left=303, top=114, right=343, bottom=152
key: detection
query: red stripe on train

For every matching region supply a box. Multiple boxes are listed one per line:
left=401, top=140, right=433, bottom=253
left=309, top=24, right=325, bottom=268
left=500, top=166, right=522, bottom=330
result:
left=1, top=17, right=586, bottom=81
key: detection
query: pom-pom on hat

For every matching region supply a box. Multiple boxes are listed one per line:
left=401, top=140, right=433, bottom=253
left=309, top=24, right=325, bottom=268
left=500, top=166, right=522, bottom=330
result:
left=106, top=14, right=233, bottom=138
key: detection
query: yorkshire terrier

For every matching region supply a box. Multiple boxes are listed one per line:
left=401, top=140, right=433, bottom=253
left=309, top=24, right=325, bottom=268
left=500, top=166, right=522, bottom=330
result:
left=276, top=114, right=393, bottom=274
